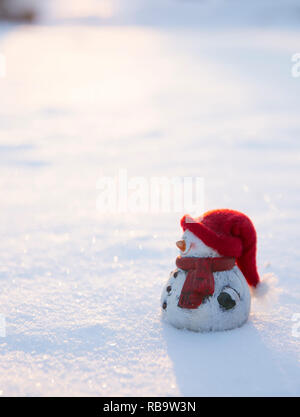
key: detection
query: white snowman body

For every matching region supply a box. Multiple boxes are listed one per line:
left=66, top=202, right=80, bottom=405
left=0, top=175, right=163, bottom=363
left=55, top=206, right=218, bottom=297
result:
left=161, top=230, right=251, bottom=332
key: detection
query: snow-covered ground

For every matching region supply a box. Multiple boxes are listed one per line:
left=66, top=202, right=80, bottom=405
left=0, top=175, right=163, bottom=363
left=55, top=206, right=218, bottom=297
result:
left=0, top=0, right=299, bottom=396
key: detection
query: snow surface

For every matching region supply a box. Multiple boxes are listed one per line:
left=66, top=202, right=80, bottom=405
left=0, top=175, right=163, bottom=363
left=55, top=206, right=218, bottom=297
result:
left=0, top=0, right=300, bottom=396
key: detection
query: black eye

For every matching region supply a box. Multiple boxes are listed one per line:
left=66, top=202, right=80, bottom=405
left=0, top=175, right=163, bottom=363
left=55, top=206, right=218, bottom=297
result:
left=217, top=292, right=236, bottom=310
left=217, top=286, right=239, bottom=310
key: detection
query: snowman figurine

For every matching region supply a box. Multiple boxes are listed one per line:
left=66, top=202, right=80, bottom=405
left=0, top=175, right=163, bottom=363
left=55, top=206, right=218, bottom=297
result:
left=161, top=209, right=260, bottom=332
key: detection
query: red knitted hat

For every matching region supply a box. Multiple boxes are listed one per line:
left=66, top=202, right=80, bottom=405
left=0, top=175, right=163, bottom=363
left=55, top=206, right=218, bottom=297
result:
left=180, top=209, right=260, bottom=287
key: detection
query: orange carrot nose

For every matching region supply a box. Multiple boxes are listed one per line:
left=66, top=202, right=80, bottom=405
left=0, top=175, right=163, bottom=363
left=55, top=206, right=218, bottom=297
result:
left=176, top=240, right=186, bottom=252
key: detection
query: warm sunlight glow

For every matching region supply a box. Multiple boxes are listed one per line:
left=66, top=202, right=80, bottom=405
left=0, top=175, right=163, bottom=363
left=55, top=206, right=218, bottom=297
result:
left=56, top=0, right=115, bottom=19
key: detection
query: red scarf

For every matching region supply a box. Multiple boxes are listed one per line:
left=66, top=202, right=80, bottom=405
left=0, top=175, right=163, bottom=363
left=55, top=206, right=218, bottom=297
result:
left=176, top=256, right=236, bottom=309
